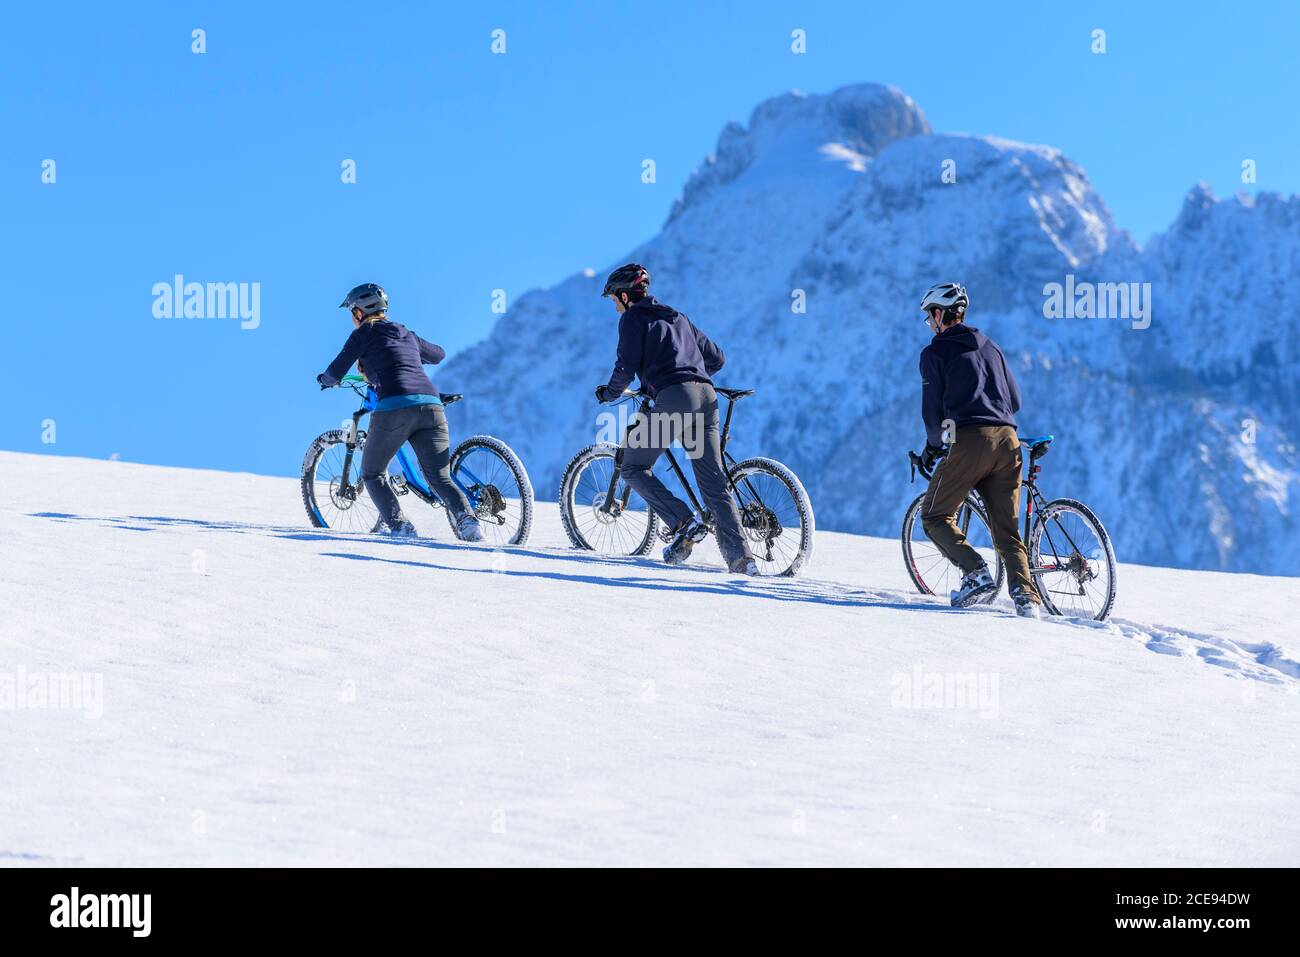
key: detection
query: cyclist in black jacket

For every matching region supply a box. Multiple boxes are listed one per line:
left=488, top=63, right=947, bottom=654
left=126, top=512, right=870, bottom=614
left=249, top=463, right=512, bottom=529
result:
left=916, top=282, right=1042, bottom=618
left=318, top=283, right=483, bottom=542
left=595, top=264, right=757, bottom=575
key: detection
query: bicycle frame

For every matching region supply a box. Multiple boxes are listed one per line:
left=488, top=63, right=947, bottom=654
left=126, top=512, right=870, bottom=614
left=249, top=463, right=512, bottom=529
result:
left=333, top=383, right=490, bottom=512
left=1020, top=446, right=1088, bottom=576
left=910, top=440, right=1090, bottom=577
left=596, top=391, right=760, bottom=529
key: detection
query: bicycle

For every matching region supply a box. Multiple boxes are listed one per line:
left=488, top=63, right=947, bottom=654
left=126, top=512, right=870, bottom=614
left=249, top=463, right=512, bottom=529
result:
left=901, top=435, right=1117, bottom=621
left=301, top=374, right=534, bottom=546
left=558, top=387, right=815, bottom=576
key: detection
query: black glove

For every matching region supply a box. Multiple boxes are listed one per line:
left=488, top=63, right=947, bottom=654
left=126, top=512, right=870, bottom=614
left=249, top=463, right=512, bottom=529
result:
left=317, top=374, right=329, bottom=390
left=595, top=384, right=613, bottom=403
left=920, top=444, right=945, bottom=470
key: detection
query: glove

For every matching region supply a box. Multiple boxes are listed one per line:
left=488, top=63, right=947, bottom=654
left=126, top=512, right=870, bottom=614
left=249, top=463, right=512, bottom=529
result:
left=595, top=385, right=614, bottom=403
left=318, top=372, right=339, bottom=390
left=920, top=444, right=945, bottom=470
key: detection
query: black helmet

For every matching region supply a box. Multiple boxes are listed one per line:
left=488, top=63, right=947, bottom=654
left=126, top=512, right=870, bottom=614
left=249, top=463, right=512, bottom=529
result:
left=339, top=283, right=388, bottom=316
left=601, top=263, right=650, bottom=299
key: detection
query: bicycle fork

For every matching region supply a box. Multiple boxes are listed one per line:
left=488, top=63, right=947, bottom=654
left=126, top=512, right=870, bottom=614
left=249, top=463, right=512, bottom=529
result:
left=598, top=448, right=635, bottom=518
left=338, top=410, right=366, bottom=501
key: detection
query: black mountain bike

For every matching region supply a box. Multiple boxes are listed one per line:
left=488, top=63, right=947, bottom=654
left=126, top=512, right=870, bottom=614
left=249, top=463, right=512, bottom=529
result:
left=301, top=374, right=534, bottom=546
left=558, top=387, right=815, bottom=576
left=901, top=435, right=1117, bottom=620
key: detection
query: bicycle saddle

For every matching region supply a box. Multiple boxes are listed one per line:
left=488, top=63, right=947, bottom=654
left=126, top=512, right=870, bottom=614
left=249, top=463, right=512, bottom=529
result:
left=1020, top=434, right=1054, bottom=458
left=715, top=387, right=755, bottom=401
left=441, top=393, right=463, bottom=406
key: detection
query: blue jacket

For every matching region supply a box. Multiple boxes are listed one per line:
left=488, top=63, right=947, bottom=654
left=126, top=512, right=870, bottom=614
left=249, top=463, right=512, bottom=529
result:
left=919, top=324, right=1020, bottom=447
left=320, top=320, right=445, bottom=400
left=603, top=297, right=725, bottom=397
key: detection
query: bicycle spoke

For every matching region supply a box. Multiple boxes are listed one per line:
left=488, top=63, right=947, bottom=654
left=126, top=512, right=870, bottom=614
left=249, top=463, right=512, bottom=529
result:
left=906, top=501, right=999, bottom=598
left=1033, top=505, right=1112, bottom=620
left=731, top=467, right=809, bottom=575
left=569, top=453, right=652, bottom=555
left=454, top=447, right=523, bottom=546
left=311, top=443, right=381, bottom=533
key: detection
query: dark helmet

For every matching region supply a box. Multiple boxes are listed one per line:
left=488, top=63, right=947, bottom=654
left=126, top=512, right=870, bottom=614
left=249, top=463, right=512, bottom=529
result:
left=339, top=283, right=388, bottom=316
left=601, top=263, right=650, bottom=299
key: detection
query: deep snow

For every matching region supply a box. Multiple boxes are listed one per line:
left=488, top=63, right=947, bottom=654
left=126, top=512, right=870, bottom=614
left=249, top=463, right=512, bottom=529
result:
left=2, top=450, right=1298, bottom=866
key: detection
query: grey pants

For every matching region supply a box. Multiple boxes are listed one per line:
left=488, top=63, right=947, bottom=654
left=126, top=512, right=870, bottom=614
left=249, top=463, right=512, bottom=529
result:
left=618, top=381, right=750, bottom=564
left=361, top=403, right=470, bottom=529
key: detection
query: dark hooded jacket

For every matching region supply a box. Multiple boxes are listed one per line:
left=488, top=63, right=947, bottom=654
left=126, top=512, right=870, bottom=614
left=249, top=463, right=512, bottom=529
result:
left=603, top=296, right=725, bottom=397
left=321, top=319, right=445, bottom=400
left=919, top=323, right=1020, bottom=447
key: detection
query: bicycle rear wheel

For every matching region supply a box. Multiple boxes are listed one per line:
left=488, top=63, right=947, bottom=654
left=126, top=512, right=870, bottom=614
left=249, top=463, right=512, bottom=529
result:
left=558, top=444, right=659, bottom=556
left=446, top=435, right=534, bottom=546
left=901, top=493, right=1005, bottom=600
left=727, top=457, right=815, bottom=577
left=1028, top=498, right=1116, bottom=621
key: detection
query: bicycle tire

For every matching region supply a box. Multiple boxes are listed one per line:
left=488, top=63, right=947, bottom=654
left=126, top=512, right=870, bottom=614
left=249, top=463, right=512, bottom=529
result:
left=558, top=444, right=659, bottom=556
left=900, top=492, right=1005, bottom=600
left=445, top=434, right=534, bottom=546
left=300, top=428, right=383, bottom=533
left=727, top=456, right=815, bottom=577
left=1028, top=497, right=1117, bottom=621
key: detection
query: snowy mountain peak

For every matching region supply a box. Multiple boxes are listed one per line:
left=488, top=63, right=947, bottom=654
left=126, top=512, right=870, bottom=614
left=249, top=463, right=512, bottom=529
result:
left=667, top=83, right=930, bottom=224
left=1172, top=180, right=1219, bottom=231
left=441, top=82, right=1300, bottom=575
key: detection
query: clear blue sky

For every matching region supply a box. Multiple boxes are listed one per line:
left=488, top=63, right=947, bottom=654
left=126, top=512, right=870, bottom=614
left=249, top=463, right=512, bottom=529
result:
left=4, top=0, right=1297, bottom=474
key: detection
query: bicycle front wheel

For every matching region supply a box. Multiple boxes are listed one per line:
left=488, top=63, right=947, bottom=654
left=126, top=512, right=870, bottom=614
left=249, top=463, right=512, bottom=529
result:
left=558, top=444, right=659, bottom=556
left=300, top=429, right=383, bottom=533
left=1028, top=498, right=1117, bottom=621
left=446, top=435, right=534, bottom=546
left=901, top=493, right=1005, bottom=600
left=727, top=457, right=815, bottom=577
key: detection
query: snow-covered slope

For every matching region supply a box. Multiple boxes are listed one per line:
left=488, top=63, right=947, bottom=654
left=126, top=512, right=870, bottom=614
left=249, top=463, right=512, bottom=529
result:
left=439, top=82, right=1299, bottom=575
left=3, top=451, right=1298, bottom=866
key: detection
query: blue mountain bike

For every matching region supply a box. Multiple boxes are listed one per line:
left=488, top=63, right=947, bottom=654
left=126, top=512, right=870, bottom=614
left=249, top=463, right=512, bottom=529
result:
left=301, top=374, right=534, bottom=545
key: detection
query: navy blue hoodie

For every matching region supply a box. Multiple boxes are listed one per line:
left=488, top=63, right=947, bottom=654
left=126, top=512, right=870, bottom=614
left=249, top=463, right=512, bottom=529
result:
left=321, top=320, right=445, bottom=400
left=603, top=296, right=725, bottom=397
left=919, top=324, right=1020, bottom=447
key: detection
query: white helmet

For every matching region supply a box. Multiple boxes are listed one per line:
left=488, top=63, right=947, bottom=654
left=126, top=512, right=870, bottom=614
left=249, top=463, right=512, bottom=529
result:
left=919, top=282, right=968, bottom=318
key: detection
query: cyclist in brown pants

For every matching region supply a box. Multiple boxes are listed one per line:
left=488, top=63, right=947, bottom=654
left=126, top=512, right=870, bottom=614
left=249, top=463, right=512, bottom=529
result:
left=916, top=282, right=1043, bottom=618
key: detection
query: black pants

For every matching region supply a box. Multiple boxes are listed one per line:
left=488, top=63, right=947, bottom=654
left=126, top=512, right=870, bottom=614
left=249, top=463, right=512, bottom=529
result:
left=617, top=381, right=750, bottom=565
left=361, top=403, right=469, bottom=529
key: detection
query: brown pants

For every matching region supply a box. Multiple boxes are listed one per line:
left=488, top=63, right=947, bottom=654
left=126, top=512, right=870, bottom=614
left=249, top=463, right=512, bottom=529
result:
left=921, top=425, right=1041, bottom=602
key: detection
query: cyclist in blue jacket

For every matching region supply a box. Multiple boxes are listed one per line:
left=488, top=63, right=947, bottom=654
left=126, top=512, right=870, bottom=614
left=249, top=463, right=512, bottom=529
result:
left=317, top=283, right=483, bottom=542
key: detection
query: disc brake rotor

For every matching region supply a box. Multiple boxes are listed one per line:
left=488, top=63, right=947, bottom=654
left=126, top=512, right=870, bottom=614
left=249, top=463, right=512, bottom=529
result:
left=329, top=477, right=358, bottom=510
left=591, top=491, right=622, bottom=526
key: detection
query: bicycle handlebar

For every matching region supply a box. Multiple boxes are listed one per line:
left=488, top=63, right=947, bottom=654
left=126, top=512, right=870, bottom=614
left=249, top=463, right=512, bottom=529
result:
left=908, top=449, right=945, bottom=484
